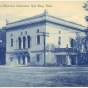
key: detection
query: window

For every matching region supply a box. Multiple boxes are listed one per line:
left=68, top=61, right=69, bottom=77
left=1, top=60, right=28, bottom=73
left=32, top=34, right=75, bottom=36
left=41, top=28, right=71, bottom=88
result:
left=70, top=39, right=74, bottom=47
left=18, top=37, right=21, bottom=49
left=23, top=36, right=26, bottom=49
left=27, top=36, right=30, bottom=48
left=10, top=33, right=13, bottom=37
left=37, top=54, right=40, bottom=62
left=36, top=29, right=39, bottom=33
left=10, top=38, right=13, bottom=47
left=59, top=31, right=61, bottom=34
left=58, top=37, right=61, bottom=45
left=25, top=31, right=27, bottom=35
left=36, top=35, right=40, bottom=44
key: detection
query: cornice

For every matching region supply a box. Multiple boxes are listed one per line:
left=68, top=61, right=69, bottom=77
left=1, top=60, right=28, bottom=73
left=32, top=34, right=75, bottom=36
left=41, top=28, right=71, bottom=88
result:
left=47, top=15, right=86, bottom=31
left=5, top=10, right=86, bottom=32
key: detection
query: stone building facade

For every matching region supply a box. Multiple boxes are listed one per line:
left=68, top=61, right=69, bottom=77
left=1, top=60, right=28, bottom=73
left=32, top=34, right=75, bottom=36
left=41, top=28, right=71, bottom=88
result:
left=5, top=10, right=85, bottom=66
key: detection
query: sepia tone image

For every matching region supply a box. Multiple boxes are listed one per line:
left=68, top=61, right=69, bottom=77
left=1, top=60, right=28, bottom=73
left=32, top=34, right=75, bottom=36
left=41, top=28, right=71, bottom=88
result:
left=0, top=1, right=88, bottom=87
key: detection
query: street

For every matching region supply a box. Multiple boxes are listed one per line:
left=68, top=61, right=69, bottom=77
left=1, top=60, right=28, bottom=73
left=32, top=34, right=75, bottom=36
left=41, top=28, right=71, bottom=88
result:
left=0, top=66, right=88, bottom=87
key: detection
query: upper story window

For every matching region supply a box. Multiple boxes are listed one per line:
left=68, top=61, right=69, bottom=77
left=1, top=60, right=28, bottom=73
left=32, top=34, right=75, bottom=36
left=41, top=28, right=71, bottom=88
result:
left=20, top=32, right=23, bottom=36
left=27, top=36, right=31, bottom=48
left=70, top=38, right=74, bottom=47
left=37, top=54, right=40, bottom=62
left=58, top=37, right=61, bottom=45
left=36, top=35, right=40, bottom=44
left=18, top=37, right=21, bottom=49
left=10, top=38, right=13, bottom=47
left=23, top=36, right=26, bottom=49
left=25, top=31, right=27, bottom=35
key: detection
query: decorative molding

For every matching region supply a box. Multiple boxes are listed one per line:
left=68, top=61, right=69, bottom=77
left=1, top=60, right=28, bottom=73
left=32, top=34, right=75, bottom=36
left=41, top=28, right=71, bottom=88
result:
left=5, top=13, right=86, bottom=32
left=6, top=21, right=46, bottom=32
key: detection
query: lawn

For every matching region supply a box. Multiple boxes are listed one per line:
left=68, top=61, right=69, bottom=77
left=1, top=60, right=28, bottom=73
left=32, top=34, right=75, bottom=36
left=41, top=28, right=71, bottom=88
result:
left=0, top=66, right=88, bottom=87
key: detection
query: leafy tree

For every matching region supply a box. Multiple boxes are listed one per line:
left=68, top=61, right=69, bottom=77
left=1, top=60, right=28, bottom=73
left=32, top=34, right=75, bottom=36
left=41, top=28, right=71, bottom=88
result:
left=73, top=32, right=87, bottom=65
left=0, top=28, right=6, bottom=65
left=73, top=32, right=85, bottom=53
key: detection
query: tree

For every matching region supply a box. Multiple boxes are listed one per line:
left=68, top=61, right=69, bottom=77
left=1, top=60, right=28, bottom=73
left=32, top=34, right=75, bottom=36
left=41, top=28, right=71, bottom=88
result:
left=45, top=43, right=56, bottom=66
left=73, top=32, right=87, bottom=65
left=73, top=33, right=85, bottom=53
left=0, top=28, right=6, bottom=65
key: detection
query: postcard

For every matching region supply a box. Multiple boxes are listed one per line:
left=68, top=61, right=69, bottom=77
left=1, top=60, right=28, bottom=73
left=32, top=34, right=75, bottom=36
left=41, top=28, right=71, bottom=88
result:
left=0, top=1, right=88, bottom=87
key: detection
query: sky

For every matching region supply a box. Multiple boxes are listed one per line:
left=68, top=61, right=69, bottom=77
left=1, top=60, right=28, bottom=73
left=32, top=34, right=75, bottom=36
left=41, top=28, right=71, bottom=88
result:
left=0, top=1, right=87, bottom=29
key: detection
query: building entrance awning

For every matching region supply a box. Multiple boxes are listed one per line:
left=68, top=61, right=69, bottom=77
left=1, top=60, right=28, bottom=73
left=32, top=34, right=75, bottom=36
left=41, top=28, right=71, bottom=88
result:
left=54, top=52, right=77, bottom=55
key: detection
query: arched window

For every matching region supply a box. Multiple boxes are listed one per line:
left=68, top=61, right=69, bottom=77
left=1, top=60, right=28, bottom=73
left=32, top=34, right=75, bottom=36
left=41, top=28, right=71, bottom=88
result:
left=18, top=37, right=21, bottom=49
left=20, top=32, right=23, bottom=36
left=10, top=38, right=13, bottom=47
left=36, top=35, right=40, bottom=44
left=27, top=36, right=30, bottom=48
left=25, top=31, right=27, bottom=35
left=23, top=36, right=26, bottom=49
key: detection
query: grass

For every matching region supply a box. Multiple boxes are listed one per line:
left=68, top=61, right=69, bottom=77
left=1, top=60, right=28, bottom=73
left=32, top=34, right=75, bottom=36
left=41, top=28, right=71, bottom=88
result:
left=0, top=66, right=88, bottom=87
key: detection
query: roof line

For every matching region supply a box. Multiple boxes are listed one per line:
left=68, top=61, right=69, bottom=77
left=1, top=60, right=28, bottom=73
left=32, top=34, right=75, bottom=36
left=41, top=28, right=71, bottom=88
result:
left=8, top=13, right=45, bottom=24
left=6, top=10, right=86, bottom=28
left=48, top=15, right=85, bottom=28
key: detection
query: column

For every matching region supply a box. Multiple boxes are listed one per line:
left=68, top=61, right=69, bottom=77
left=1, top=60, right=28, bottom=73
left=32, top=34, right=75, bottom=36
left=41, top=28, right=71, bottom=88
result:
left=16, top=58, right=18, bottom=65
left=26, top=38, right=28, bottom=48
left=66, top=55, right=71, bottom=65
left=26, top=40, right=28, bottom=48
left=20, top=56, right=23, bottom=65
left=16, top=40, right=18, bottom=49
left=21, top=39, right=23, bottom=49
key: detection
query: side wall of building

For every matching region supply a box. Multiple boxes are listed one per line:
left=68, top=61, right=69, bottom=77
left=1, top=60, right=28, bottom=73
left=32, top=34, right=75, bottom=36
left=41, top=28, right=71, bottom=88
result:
left=46, top=22, right=78, bottom=48
left=45, top=22, right=80, bottom=65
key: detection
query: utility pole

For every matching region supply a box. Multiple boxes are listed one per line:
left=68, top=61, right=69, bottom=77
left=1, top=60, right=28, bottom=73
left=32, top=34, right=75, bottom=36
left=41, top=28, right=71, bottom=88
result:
left=37, top=31, right=49, bottom=66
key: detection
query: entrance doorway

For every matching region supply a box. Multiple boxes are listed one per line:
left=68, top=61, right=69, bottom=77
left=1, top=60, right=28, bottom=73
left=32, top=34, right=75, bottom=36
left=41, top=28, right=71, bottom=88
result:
left=27, top=55, right=30, bottom=63
left=18, top=56, right=21, bottom=65
left=22, top=55, right=25, bottom=65
left=70, top=55, right=77, bottom=65
left=56, top=55, right=66, bottom=66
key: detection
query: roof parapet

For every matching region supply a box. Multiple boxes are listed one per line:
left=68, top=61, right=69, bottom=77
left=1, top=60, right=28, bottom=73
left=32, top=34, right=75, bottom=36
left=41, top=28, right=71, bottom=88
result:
left=44, top=9, right=48, bottom=15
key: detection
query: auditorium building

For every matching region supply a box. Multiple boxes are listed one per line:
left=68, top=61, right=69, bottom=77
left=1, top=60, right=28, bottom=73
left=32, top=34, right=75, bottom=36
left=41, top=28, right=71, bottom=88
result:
left=5, top=10, right=85, bottom=66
